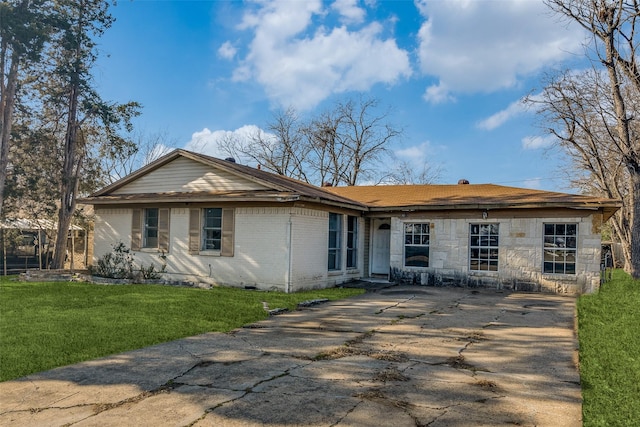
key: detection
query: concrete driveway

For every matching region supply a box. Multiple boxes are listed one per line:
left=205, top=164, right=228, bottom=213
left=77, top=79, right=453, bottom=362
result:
left=0, top=286, right=581, bottom=426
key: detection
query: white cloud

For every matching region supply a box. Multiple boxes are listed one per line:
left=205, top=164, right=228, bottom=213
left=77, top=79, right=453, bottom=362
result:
left=233, top=0, right=411, bottom=110
left=218, top=41, right=237, bottom=60
left=522, top=177, right=543, bottom=189
left=477, top=98, right=527, bottom=130
left=522, top=134, right=556, bottom=150
left=395, top=140, right=433, bottom=166
left=332, top=0, right=366, bottom=24
left=185, top=125, right=274, bottom=161
left=415, top=0, right=585, bottom=103
left=423, top=83, right=454, bottom=104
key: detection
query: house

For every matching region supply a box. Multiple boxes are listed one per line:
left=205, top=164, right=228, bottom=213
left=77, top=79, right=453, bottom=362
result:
left=0, top=218, right=88, bottom=273
left=81, top=149, right=621, bottom=294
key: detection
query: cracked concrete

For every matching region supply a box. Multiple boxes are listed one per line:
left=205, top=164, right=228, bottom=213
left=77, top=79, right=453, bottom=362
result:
left=0, top=286, right=581, bottom=426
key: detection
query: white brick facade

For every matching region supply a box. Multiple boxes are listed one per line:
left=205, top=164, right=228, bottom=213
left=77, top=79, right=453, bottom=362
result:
left=93, top=206, right=364, bottom=292
left=86, top=150, right=619, bottom=294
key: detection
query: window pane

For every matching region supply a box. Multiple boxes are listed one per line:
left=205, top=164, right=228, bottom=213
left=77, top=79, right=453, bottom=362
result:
left=328, top=214, right=342, bottom=270
left=470, top=223, right=499, bottom=271
left=405, top=246, right=429, bottom=267
left=404, top=223, right=429, bottom=268
left=328, top=250, right=337, bottom=270
left=145, top=236, right=158, bottom=248
left=544, top=224, right=554, bottom=235
left=543, top=224, right=577, bottom=275
left=202, top=208, right=223, bottom=251
left=144, top=208, right=159, bottom=248
left=544, top=250, right=556, bottom=262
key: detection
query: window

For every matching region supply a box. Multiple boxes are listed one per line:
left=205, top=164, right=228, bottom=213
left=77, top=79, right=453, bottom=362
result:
left=202, top=208, right=222, bottom=250
left=328, top=213, right=342, bottom=270
left=188, top=208, right=235, bottom=257
left=544, top=223, right=577, bottom=274
left=469, top=223, right=499, bottom=271
left=346, top=216, right=358, bottom=268
left=131, top=208, right=170, bottom=252
left=404, top=223, right=430, bottom=267
left=143, top=208, right=159, bottom=248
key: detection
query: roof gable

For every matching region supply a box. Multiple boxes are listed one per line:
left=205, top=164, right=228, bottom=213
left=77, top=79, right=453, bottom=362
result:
left=86, top=150, right=367, bottom=209
left=111, top=156, right=270, bottom=195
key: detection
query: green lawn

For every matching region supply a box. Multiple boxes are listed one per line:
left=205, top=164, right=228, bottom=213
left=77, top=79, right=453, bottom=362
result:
left=578, top=270, right=640, bottom=427
left=0, top=278, right=364, bottom=382
left=3, top=272, right=639, bottom=425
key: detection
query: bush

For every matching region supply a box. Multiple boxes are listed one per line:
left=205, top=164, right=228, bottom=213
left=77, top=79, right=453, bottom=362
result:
left=89, top=242, right=164, bottom=281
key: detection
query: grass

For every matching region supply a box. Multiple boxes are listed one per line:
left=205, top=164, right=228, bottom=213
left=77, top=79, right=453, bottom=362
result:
left=578, top=269, right=640, bottom=427
left=0, top=278, right=364, bottom=382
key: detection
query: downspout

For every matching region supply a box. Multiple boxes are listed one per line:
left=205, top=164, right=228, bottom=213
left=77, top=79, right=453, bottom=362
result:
left=286, top=213, right=293, bottom=293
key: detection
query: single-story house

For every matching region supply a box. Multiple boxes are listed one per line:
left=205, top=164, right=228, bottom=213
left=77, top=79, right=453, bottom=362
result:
left=81, top=149, right=621, bottom=294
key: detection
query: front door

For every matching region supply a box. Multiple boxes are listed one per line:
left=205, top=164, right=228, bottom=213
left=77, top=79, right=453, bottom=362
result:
left=371, top=221, right=391, bottom=275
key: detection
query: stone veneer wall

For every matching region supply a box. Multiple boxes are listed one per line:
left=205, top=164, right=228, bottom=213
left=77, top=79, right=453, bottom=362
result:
left=388, top=211, right=603, bottom=294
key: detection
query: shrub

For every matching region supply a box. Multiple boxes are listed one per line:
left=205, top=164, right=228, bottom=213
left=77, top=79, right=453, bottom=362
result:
left=89, top=242, right=165, bottom=281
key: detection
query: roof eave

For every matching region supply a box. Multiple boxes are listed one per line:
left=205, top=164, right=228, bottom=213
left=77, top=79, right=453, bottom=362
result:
left=367, top=201, right=623, bottom=214
left=79, top=193, right=368, bottom=211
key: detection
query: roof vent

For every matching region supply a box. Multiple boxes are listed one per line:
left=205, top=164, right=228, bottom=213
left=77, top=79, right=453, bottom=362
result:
left=224, top=157, right=236, bottom=163
left=458, top=179, right=470, bottom=185
left=322, top=181, right=333, bottom=187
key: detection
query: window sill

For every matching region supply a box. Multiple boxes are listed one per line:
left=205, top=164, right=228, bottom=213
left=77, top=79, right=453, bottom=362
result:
left=542, top=273, right=577, bottom=281
left=328, top=270, right=343, bottom=276
left=468, top=270, right=499, bottom=276
left=139, top=248, right=160, bottom=253
left=199, top=250, right=221, bottom=257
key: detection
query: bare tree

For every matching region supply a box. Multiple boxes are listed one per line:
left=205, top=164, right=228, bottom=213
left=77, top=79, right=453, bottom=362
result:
left=539, top=0, right=640, bottom=277
left=385, top=159, right=442, bottom=185
left=336, top=97, right=401, bottom=185
left=101, top=129, right=176, bottom=183
left=529, top=69, right=634, bottom=269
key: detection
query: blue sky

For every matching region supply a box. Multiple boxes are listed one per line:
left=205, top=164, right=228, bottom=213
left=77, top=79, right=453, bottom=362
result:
left=94, top=0, right=588, bottom=192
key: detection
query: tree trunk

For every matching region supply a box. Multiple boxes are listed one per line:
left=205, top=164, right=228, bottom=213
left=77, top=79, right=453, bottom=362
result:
left=51, top=81, right=80, bottom=269
left=629, top=167, right=640, bottom=278
left=0, top=49, right=20, bottom=218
